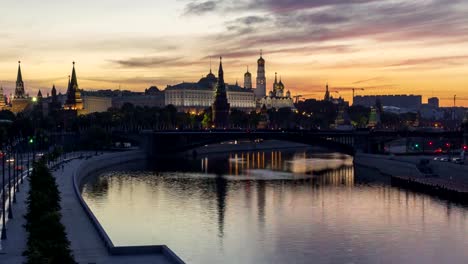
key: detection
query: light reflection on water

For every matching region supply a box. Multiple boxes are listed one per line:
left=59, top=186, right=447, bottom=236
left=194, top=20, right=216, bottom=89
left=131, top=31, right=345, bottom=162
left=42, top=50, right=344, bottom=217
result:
left=82, top=149, right=468, bottom=264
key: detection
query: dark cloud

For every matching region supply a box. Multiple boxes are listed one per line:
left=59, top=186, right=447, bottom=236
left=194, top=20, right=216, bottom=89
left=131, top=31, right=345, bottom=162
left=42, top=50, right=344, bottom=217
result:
left=204, top=44, right=355, bottom=60
left=249, top=0, right=378, bottom=13
left=387, top=55, right=468, bottom=68
left=112, top=56, right=184, bottom=68
left=352, top=77, right=384, bottom=84
left=183, top=1, right=218, bottom=15
left=205, top=0, right=468, bottom=59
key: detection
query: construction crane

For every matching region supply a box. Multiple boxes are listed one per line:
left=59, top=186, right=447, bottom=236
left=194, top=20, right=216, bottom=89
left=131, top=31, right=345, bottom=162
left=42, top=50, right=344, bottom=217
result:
left=293, top=94, right=317, bottom=104
left=334, top=87, right=365, bottom=98
left=441, top=96, right=468, bottom=107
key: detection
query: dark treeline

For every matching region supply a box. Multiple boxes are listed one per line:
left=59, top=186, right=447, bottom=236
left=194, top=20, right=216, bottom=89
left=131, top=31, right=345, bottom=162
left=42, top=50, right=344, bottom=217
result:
left=23, top=159, right=76, bottom=264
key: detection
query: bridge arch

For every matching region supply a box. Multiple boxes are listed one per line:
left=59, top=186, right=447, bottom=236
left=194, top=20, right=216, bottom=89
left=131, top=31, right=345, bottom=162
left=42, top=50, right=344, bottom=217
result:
left=143, top=131, right=357, bottom=157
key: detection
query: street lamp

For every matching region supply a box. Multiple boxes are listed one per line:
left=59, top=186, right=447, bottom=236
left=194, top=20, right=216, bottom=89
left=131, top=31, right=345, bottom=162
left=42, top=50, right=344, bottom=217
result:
left=1, top=143, right=7, bottom=239
left=7, top=147, right=13, bottom=219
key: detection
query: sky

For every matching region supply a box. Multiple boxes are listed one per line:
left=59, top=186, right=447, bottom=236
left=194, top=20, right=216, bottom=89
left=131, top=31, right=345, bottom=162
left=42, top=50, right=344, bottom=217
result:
left=0, top=0, right=468, bottom=106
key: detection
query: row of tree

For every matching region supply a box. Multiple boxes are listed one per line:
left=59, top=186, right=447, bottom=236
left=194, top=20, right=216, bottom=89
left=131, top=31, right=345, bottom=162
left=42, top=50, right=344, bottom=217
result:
left=23, top=159, right=76, bottom=264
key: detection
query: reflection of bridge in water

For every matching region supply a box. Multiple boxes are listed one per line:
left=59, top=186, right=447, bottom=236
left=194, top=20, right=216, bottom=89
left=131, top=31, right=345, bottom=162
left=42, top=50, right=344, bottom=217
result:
left=201, top=151, right=355, bottom=187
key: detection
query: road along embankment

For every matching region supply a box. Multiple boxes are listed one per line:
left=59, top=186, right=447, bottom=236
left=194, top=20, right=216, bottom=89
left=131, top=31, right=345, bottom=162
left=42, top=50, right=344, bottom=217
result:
left=355, top=153, right=468, bottom=204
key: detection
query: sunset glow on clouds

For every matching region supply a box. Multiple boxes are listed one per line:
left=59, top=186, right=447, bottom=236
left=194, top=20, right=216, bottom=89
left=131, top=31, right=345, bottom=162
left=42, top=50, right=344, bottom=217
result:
left=0, top=0, right=468, bottom=106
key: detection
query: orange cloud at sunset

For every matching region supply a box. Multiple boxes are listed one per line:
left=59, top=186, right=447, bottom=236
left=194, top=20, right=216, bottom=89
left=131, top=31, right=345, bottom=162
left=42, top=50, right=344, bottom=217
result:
left=0, top=0, right=467, bottom=106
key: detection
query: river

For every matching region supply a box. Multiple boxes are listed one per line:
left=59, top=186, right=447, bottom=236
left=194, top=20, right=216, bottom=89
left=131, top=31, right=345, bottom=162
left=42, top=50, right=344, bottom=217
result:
left=81, top=147, right=468, bottom=264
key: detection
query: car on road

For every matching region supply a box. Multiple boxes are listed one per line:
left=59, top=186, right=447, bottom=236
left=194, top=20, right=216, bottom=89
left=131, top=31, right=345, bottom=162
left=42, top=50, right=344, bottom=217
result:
left=452, top=158, right=464, bottom=164
left=439, top=157, right=449, bottom=162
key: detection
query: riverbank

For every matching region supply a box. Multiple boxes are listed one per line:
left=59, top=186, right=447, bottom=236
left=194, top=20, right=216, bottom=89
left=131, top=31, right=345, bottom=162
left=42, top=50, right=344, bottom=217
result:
left=355, top=153, right=468, bottom=204
left=53, top=151, right=184, bottom=264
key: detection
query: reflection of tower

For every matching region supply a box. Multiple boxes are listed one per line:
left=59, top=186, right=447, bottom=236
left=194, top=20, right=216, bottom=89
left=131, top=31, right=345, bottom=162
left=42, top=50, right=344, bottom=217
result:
left=0, top=86, right=5, bottom=108
left=256, top=180, right=266, bottom=227
left=215, top=176, right=228, bottom=238
left=244, top=66, right=252, bottom=89
left=255, top=51, right=266, bottom=98
left=212, top=57, right=230, bottom=128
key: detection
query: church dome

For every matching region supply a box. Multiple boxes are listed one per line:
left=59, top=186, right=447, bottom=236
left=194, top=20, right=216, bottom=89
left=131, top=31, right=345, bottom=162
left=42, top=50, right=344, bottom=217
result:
left=286, top=90, right=291, bottom=98
left=206, top=70, right=216, bottom=79
left=278, top=80, right=285, bottom=90
left=258, top=57, right=265, bottom=64
left=244, top=71, right=252, bottom=77
left=269, top=91, right=274, bottom=97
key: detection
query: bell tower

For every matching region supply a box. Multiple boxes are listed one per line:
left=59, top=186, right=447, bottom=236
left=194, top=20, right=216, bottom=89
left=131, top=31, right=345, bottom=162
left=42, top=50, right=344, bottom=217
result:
left=255, top=50, right=266, bottom=98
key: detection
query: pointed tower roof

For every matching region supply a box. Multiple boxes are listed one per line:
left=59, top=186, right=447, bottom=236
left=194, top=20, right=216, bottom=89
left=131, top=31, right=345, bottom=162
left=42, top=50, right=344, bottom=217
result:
left=17, top=61, right=23, bottom=84
left=51, top=84, right=57, bottom=95
left=218, top=57, right=224, bottom=84
left=37, top=89, right=43, bottom=98
left=70, top=61, right=78, bottom=89
left=274, top=72, right=278, bottom=84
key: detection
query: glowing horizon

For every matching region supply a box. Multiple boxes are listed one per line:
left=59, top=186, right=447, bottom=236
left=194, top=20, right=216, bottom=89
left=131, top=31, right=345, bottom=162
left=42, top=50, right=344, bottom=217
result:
left=1, top=0, right=468, bottom=106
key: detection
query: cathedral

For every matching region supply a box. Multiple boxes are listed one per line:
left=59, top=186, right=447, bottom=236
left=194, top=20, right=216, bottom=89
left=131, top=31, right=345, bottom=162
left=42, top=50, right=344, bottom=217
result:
left=258, top=72, right=295, bottom=110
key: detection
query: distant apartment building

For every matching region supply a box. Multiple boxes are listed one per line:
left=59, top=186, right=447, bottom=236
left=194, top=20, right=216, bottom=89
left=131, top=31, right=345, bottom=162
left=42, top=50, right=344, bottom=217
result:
left=353, top=95, right=422, bottom=110
left=428, top=97, right=440, bottom=108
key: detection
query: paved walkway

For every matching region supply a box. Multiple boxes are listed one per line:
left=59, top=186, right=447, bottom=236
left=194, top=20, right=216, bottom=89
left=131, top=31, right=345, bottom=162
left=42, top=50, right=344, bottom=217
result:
left=0, top=152, right=176, bottom=264
left=54, top=153, right=174, bottom=264
left=0, top=174, right=29, bottom=263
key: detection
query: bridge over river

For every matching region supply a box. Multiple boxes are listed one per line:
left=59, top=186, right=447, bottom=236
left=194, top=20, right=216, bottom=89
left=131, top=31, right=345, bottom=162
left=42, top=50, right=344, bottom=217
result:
left=135, top=130, right=463, bottom=157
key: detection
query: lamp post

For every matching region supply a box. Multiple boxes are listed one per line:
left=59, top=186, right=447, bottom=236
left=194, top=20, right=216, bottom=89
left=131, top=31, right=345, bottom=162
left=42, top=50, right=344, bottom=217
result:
left=7, top=146, right=12, bottom=219
left=1, top=142, right=7, bottom=240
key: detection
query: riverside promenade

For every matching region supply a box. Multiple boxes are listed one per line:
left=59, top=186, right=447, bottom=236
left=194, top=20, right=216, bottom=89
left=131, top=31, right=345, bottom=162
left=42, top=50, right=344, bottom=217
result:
left=355, top=153, right=468, bottom=202
left=0, top=151, right=184, bottom=264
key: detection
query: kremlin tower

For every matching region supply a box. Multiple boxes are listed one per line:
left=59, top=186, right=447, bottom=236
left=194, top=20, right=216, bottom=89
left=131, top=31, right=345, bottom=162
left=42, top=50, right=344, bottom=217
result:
left=255, top=51, right=266, bottom=98
left=212, top=57, right=230, bottom=128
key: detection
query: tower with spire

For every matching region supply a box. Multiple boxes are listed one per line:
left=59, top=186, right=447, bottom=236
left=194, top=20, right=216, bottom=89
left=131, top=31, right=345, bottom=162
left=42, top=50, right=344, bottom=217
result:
left=64, top=62, right=83, bottom=110
left=324, top=83, right=330, bottom=101
left=14, top=61, right=26, bottom=99
left=255, top=50, right=266, bottom=98
left=212, top=57, right=230, bottom=128
left=11, top=60, right=33, bottom=113
left=244, top=66, right=252, bottom=89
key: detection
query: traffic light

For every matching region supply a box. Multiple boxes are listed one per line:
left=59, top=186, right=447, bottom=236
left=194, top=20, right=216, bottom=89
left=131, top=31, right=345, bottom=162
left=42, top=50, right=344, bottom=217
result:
left=428, top=141, right=433, bottom=146
left=463, top=145, right=467, bottom=151
left=414, top=143, right=420, bottom=148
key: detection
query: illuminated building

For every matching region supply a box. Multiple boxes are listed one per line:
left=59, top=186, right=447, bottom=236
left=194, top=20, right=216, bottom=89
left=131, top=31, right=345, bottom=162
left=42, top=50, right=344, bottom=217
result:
left=255, top=51, right=266, bottom=98
left=165, top=65, right=255, bottom=113
left=82, top=96, right=113, bottom=114
left=259, top=72, right=295, bottom=110
left=244, top=66, right=252, bottom=89
left=0, top=86, right=6, bottom=109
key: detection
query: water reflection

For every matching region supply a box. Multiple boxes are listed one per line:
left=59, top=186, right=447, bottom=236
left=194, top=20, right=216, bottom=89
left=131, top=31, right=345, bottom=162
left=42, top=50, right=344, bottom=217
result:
left=82, top=149, right=468, bottom=264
